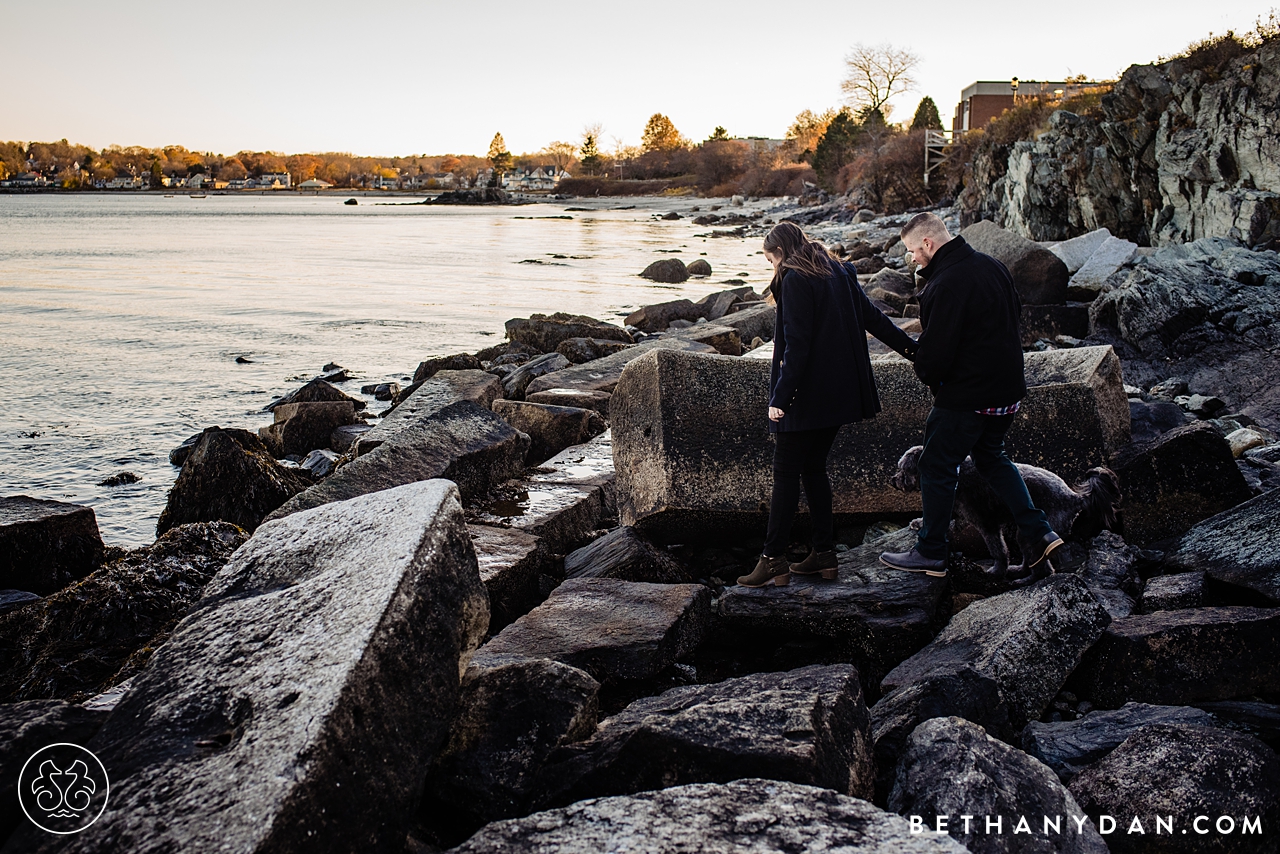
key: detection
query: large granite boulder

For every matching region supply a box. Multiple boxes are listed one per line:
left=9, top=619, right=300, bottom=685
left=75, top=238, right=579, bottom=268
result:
left=521, top=335, right=721, bottom=399
left=1049, top=228, right=1114, bottom=274
left=525, top=387, right=611, bottom=415
left=1090, top=240, right=1280, bottom=432
left=257, top=400, right=357, bottom=458
left=1068, top=724, right=1280, bottom=853
left=611, top=346, right=1129, bottom=541
left=715, top=301, right=777, bottom=343
left=469, top=432, right=616, bottom=554
left=716, top=528, right=947, bottom=698
left=475, top=578, right=710, bottom=706
left=1022, top=702, right=1217, bottom=783
left=889, top=716, right=1107, bottom=854
left=267, top=400, right=528, bottom=521
left=505, top=312, right=633, bottom=353
left=354, top=369, right=502, bottom=456
left=960, top=220, right=1069, bottom=305
left=639, top=258, right=689, bottom=283
left=445, top=779, right=968, bottom=854
left=469, top=525, right=548, bottom=633
left=564, top=526, right=689, bottom=584
left=1110, top=421, right=1254, bottom=545
left=492, top=400, right=607, bottom=465
left=413, top=352, right=482, bottom=383
left=503, top=352, right=571, bottom=400
left=626, top=298, right=702, bottom=332
left=0, top=522, right=247, bottom=703
left=264, top=376, right=364, bottom=412
left=4, top=481, right=489, bottom=854
left=1164, top=487, right=1280, bottom=603
left=156, top=427, right=311, bottom=535
left=1068, top=606, right=1280, bottom=708
left=1138, top=571, right=1205, bottom=612
left=534, top=664, right=874, bottom=809
left=0, top=496, right=104, bottom=595
left=871, top=575, right=1110, bottom=801
left=1069, top=235, right=1139, bottom=298
left=555, top=337, right=632, bottom=364
left=420, top=655, right=599, bottom=845
left=0, top=700, right=111, bottom=842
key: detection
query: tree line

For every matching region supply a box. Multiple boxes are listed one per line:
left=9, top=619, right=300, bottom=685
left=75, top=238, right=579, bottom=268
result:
left=5, top=43, right=952, bottom=207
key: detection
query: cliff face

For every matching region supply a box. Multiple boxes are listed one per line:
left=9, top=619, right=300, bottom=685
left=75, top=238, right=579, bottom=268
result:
left=961, top=40, right=1280, bottom=248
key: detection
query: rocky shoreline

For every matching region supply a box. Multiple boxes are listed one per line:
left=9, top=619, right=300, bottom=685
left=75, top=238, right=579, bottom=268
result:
left=2, top=194, right=1280, bottom=851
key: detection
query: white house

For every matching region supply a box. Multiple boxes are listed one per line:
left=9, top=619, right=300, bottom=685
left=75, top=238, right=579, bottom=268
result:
left=259, top=172, right=292, bottom=189
left=297, top=178, right=332, bottom=190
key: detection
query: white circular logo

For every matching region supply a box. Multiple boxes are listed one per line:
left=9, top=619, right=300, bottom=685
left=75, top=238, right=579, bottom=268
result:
left=17, top=743, right=110, bottom=835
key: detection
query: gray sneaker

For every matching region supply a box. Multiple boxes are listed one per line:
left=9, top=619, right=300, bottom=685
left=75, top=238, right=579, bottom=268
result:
left=879, top=548, right=948, bottom=578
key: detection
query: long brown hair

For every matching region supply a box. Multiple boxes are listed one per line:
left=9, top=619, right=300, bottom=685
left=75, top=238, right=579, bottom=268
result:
left=763, top=222, right=837, bottom=294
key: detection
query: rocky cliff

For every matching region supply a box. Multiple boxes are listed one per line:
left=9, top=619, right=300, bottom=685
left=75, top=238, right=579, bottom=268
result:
left=961, top=38, right=1280, bottom=248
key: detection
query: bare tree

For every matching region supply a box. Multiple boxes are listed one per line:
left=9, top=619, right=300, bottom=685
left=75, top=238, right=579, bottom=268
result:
left=542, top=141, right=578, bottom=172
left=841, top=43, right=919, bottom=119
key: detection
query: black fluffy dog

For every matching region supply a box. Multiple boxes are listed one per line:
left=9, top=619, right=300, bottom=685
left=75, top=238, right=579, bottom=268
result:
left=890, top=445, right=1122, bottom=576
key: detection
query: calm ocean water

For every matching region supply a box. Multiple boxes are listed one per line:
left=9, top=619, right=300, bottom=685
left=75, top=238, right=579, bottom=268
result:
left=0, top=193, right=768, bottom=547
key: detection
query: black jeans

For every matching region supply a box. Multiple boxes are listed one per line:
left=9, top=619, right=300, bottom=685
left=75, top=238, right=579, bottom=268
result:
left=915, top=406, right=1053, bottom=560
left=764, top=425, right=841, bottom=557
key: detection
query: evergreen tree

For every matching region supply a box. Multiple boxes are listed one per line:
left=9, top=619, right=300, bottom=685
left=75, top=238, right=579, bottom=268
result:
left=708, top=126, right=729, bottom=141
left=487, top=132, right=512, bottom=186
left=580, top=133, right=601, bottom=175
left=810, top=109, right=863, bottom=190
left=910, top=97, right=944, bottom=132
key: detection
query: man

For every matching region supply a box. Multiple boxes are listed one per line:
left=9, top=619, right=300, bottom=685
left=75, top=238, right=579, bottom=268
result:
left=879, top=213, right=1062, bottom=582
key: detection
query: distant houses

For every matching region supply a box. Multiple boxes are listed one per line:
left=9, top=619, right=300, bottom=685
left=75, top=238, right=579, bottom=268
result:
left=2, top=163, right=571, bottom=192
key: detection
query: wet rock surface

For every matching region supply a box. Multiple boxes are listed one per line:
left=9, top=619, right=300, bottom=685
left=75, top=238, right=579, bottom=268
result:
left=1070, top=606, right=1280, bottom=708
left=265, top=376, right=365, bottom=413
left=0, top=496, right=104, bottom=595
left=1068, top=724, right=1280, bottom=854
left=420, top=655, right=599, bottom=845
left=1164, top=487, right=1280, bottom=603
left=5, top=481, right=489, bottom=854
left=505, top=312, right=633, bottom=353
left=0, top=521, right=247, bottom=703
left=716, top=528, right=947, bottom=698
left=355, top=369, right=502, bottom=456
left=268, top=400, right=528, bottom=521
left=469, top=431, right=616, bottom=554
left=156, top=427, right=310, bottom=535
left=468, top=525, right=548, bottom=633
left=446, top=779, right=968, bottom=854
left=871, top=575, right=1111, bottom=800
left=492, top=400, right=606, bottom=466
left=257, top=400, right=356, bottom=458
left=889, top=716, right=1107, bottom=854
left=522, top=334, right=720, bottom=398
left=1021, top=702, right=1217, bottom=783
left=475, top=578, right=711, bottom=701
left=564, top=525, right=690, bottom=584
left=534, top=664, right=874, bottom=809
left=639, top=257, right=690, bottom=283
left=503, top=352, right=571, bottom=400
left=1110, top=421, right=1253, bottom=545
left=0, top=700, right=111, bottom=842
left=626, top=298, right=702, bottom=331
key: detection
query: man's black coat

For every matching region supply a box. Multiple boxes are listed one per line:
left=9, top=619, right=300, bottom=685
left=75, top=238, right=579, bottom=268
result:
left=769, top=259, right=918, bottom=433
left=913, top=236, right=1027, bottom=411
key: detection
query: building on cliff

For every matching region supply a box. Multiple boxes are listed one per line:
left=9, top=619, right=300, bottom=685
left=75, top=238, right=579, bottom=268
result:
left=953, top=80, right=1086, bottom=132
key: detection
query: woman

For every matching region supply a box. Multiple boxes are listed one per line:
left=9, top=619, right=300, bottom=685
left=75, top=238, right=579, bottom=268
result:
left=738, top=222, right=919, bottom=588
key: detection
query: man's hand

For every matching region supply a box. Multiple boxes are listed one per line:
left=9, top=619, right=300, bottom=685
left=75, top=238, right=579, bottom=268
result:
left=768, top=406, right=785, bottom=422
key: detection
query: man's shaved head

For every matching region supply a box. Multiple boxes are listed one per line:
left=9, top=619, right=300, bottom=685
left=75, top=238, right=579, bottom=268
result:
left=900, top=212, right=952, bottom=244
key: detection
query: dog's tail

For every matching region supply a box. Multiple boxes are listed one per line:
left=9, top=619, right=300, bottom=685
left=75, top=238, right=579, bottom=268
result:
left=1075, top=466, right=1123, bottom=536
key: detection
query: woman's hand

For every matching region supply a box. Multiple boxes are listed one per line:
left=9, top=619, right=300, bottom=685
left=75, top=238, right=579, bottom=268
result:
left=768, top=406, right=785, bottom=422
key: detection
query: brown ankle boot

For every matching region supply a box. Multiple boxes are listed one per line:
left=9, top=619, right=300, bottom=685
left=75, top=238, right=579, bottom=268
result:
left=737, top=554, right=791, bottom=588
left=790, top=549, right=839, bottom=580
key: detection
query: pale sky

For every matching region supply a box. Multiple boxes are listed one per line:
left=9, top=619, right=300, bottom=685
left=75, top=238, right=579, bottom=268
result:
left=0, top=0, right=1270, bottom=157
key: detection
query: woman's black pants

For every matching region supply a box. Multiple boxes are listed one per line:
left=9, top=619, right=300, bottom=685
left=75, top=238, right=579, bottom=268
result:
left=763, top=425, right=841, bottom=557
